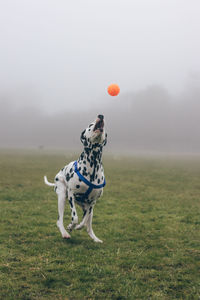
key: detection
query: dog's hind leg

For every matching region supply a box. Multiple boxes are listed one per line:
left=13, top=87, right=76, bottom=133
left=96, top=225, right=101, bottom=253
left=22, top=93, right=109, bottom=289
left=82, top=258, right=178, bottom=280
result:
left=56, top=180, right=71, bottom=239
left=86, top=207, right=103, bottom=243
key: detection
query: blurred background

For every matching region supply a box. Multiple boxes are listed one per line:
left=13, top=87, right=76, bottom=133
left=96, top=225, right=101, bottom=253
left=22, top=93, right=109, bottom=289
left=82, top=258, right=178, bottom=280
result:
left=0, top=0, right=200, bottom=153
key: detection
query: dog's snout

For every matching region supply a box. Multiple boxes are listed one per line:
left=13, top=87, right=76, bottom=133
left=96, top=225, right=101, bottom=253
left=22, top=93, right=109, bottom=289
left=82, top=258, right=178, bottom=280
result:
left=98, top=115, right=104, bottom=120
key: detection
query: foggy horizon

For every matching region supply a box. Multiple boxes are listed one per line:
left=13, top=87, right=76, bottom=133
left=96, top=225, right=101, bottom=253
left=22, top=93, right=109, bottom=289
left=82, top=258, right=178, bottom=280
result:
left=1, top=84, right=200, bottom=154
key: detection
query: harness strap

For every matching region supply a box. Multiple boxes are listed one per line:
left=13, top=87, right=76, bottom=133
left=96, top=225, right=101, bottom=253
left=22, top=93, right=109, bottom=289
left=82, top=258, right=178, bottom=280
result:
left=74, top=161, right=106, bottom=197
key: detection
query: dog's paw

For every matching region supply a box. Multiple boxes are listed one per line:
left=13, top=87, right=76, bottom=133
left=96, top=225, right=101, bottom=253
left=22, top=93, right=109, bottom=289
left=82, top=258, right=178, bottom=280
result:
left=57, top=221, right=71, bottom=238
left=67, top=223, right=75, bottom=232
left=93, top=238, right=103, bottom=243
left=75, top=224, right=84, bottom=230
left=62, top=233, right=71, bottom=239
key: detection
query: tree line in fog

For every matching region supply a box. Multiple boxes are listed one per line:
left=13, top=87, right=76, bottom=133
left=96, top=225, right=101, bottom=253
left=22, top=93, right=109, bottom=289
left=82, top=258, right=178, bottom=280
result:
left=0, top=85, right=200, bottom=153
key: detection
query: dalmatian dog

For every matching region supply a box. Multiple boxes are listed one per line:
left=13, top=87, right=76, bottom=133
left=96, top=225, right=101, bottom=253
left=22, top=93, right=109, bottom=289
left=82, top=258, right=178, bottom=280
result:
left=44, top=115, right=107, bottom=243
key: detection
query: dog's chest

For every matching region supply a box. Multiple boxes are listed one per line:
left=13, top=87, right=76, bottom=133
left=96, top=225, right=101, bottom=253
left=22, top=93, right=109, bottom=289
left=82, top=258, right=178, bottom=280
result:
left=63, top=160, right=105, bottom=204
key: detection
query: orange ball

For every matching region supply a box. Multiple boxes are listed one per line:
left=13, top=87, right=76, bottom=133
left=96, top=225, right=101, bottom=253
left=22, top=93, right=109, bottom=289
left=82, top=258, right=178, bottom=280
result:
left=107, top=83, right=120, bottom=96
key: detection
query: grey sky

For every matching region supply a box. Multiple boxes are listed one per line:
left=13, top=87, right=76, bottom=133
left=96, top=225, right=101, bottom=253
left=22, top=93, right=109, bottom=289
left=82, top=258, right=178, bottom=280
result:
left=1, top=0, right=200, bottom=113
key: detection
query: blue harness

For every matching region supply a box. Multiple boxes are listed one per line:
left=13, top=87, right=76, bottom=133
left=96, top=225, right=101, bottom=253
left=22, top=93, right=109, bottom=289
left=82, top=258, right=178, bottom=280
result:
left=74, top=161, right=106, bottom=198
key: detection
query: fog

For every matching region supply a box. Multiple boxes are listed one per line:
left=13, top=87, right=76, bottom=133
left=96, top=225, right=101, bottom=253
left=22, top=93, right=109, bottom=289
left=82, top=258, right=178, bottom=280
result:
left=0, top=1, right=200, bottom=153
left=1, top=84, right=200, bottom=153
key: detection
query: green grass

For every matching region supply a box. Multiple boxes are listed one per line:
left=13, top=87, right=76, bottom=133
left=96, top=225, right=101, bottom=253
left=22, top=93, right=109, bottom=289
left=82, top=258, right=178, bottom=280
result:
left=0, top=150, right=200, bottom=299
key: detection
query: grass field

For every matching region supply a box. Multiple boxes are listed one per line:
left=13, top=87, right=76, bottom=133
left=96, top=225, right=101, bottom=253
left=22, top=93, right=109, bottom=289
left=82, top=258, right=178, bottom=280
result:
left=0, top=149, right=200, bottom=299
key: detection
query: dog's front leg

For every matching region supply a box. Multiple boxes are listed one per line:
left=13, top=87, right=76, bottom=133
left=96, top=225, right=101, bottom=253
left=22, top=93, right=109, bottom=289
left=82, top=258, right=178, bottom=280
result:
left=86, top=207, right=103, bottom=243
left=67, top=192, right=78, bottom=232
left=75, top=206, right=90, bottom=230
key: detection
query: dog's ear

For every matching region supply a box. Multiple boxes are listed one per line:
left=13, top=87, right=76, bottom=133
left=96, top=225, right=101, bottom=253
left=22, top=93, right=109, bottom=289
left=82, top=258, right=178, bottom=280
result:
left=102, top=133, right=107, bottom=146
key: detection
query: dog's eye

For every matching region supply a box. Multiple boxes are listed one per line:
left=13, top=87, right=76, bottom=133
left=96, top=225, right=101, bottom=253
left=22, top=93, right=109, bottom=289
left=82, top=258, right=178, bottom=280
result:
left=89, top=124, right=93, bottom=128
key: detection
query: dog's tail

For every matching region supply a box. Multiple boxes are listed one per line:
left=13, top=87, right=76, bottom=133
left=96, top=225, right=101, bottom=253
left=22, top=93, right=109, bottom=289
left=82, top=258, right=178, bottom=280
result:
left=44, top=176, right=55, bottom=187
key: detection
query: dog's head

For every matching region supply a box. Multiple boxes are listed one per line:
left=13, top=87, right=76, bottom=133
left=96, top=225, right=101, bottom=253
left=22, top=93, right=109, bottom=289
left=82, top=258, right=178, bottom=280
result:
left=80, top=115, right=107, bottom=148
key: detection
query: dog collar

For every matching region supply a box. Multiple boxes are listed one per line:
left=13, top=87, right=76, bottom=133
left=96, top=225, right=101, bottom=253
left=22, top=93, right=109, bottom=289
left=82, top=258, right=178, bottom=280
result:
left=74, top=161, right=106, bottom=198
